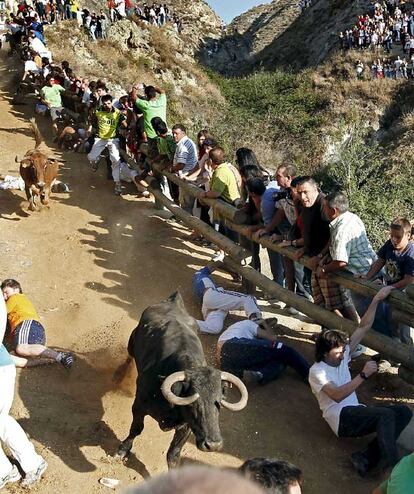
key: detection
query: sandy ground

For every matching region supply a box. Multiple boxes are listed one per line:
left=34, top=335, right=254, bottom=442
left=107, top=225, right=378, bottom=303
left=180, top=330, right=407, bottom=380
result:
left=0, top=52, right=413, bottom=494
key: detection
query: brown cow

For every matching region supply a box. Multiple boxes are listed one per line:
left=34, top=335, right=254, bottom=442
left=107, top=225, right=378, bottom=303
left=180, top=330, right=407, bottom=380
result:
left=16, top=119, right=61, bottom=211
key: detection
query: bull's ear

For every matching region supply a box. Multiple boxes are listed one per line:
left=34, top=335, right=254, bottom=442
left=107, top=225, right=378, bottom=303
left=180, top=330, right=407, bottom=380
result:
left=20, top=160, right=31, bottom=168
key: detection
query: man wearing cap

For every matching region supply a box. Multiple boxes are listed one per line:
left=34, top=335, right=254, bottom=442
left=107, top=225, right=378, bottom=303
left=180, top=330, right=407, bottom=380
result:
left=192, top=262, right=262, bottom=334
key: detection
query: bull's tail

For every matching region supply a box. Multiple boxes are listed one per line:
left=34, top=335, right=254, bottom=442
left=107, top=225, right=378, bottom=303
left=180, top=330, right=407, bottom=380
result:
left=29, top=118, right=44, bottom=149
left=112, top=356, right=133, bottom=383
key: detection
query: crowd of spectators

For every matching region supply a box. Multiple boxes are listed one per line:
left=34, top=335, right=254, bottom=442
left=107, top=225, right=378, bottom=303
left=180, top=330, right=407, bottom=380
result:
left=339, top=1, right=414, bottom=80
left=0, top=2, right=413, bottom=492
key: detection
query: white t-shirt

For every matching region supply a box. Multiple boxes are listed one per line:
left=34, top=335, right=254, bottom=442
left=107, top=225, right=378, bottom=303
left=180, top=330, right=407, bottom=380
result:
left=218, top=320, right=258, bottom=344
left=24, top=60, right=40, bottom=73
left=308, top=346, right=360, bottom=436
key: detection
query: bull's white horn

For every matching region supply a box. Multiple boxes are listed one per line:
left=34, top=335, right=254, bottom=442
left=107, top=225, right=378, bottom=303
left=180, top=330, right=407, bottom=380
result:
left=220, top=372, right=248, bottom=412
left=15, top=155, right=23, bottom=163
left=161, top=371, right=199, bottom=406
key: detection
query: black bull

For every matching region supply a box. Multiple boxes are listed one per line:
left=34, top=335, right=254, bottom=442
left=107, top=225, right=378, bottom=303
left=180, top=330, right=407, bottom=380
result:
left=116, top=292, right=248, bottom=468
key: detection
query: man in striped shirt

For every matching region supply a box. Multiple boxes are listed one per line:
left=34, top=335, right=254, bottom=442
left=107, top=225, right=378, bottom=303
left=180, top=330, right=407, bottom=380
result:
left=171, top=124, right=198, bottom=214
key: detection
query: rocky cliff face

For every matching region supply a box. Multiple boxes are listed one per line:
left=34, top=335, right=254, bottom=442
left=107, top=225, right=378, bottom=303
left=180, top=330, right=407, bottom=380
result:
left=201, top=0, right=372, bottom=74
left=45, top=0, right=223, bottom=127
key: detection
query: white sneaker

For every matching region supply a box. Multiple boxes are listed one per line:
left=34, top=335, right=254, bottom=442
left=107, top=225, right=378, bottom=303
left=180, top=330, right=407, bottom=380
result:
left=21, top=460, right=48, bottom=487
left=114, top=183, right=123, bottom=196
left=0, top=465, right=21, bottom=489
left=211, top=251, right=225, bottom=262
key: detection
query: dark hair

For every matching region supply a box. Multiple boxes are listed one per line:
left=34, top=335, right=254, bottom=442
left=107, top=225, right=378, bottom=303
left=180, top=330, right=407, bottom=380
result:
left=101, top=94, right=113, bottom=103
left=239, top=164, right=262, bottom=181
left=145, top=85, right=157, bottom=99
left=209, top=146, right=226, bottom=165
left=197, top=129, right=213, bottom=141
left=325, top=191, right=349, bottom=214
left=151, top=117, right=168, bottom=135
left=96, top=80, right=107, bottom=91
left=240, top=457, right=302, bottom=494
left=245, top=178, right=266, bottom=196
left=315, top=330, right=348, bottom=362
left=236, top=148, right=260, bottom=170
left=294, top=175, right=318, bottom=189
left=172, top=123, right=186, bottom=134
left=61, top=60, right=70, bottom=69
left=203, top=138, right=217, bottom=148
left=1, top=279, right=22, bottom=293
left=290, top=176, right=304, bottom=188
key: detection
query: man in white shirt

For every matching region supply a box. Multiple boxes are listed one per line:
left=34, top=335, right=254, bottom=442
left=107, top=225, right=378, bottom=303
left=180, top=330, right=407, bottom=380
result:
left=218, top=318, right=310, bottom=385
left=309, top=286, right=412, bottom=477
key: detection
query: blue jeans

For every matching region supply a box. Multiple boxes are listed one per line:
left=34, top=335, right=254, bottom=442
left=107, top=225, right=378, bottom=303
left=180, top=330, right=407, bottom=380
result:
left=267, top=249, right=284, bottom=286
left=220, top=337, right=310, bottom=383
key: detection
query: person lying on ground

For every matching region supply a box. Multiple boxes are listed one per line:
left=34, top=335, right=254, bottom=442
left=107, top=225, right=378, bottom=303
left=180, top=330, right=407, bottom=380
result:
left=192, top=262, right=263, bottom=334
left=218, top=318, right=310, bottom=385
left=0, top=296, right=48, bottom=489
left=309, top=286, right=413, bottom=477
left=1, top=279, right=74, bottom=369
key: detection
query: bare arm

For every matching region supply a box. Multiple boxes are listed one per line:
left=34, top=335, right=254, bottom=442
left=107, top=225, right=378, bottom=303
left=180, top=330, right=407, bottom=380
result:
left=365, top=258, right=385, bottom=280
left=258, top=208, right=286, bottom=236
left=349, top=286, right=394, bottom=353
left=391, top=274, right=414, bottom=290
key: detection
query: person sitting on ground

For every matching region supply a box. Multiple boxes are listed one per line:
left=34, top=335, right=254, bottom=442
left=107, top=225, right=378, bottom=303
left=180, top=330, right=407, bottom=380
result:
left=39, top=74, right=65, bottom=137
left=192, top=262, right=263, bottom=334
left=0, top=296, right=48, bottom=489
left=218, top=318, right=310, bottom=385
left=372, top=452, right=414, bottom=494
left=1, top=279, right=74, bottom=369
left=309, top=286, right=413, bottom=477
left=358, top=217, right=414, bottom=345
left=240, top=457, right=303, bottom=494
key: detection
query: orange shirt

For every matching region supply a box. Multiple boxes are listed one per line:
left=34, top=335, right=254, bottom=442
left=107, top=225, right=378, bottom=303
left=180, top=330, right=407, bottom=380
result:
left=6, top=294, right=40, bottom=334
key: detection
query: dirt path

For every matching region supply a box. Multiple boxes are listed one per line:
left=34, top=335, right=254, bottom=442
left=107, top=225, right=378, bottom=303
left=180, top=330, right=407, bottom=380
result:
left=0, top=53, right=412, bottom=494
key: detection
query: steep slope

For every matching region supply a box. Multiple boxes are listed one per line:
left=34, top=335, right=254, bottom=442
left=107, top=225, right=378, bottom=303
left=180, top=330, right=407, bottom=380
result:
left=202, top=0, right=372, bottom=74
left=46, top=0, right=223, bottom=127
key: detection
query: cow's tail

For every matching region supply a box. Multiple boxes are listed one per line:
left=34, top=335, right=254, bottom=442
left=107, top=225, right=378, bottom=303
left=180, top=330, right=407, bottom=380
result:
left=29, top=118, right=44, bottom=149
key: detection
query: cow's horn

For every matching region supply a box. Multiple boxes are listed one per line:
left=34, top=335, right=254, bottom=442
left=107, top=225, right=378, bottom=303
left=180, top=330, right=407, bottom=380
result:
left=220, top=372, right=248, bottom=412
left=161, top=371, right=199, bottom=406
left=15, top=155, right=23, bottom=163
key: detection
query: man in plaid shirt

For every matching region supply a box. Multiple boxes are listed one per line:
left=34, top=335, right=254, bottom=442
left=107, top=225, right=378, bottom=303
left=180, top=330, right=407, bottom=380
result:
left=313, top=191, right=378, bottom=325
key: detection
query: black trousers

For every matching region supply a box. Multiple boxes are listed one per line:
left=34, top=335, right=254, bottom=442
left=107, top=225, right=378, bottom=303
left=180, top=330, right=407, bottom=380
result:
left=338, top=405, right=412, bottom=469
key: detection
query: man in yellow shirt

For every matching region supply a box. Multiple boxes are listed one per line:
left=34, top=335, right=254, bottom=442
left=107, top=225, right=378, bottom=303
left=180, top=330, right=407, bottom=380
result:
left=200, top=146, right=240, bottom=241
left=1, top=279, right=74, bottom=369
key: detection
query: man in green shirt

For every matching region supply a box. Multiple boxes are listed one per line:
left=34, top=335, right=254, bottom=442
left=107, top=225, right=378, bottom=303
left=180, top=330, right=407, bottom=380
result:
left=87, top=94, right=129, bottom=195
left=374, top=453, right=414, bottom=494
left=40, top=75, right=66, bottom=137
left=130, top=83, right=167, bottom=145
